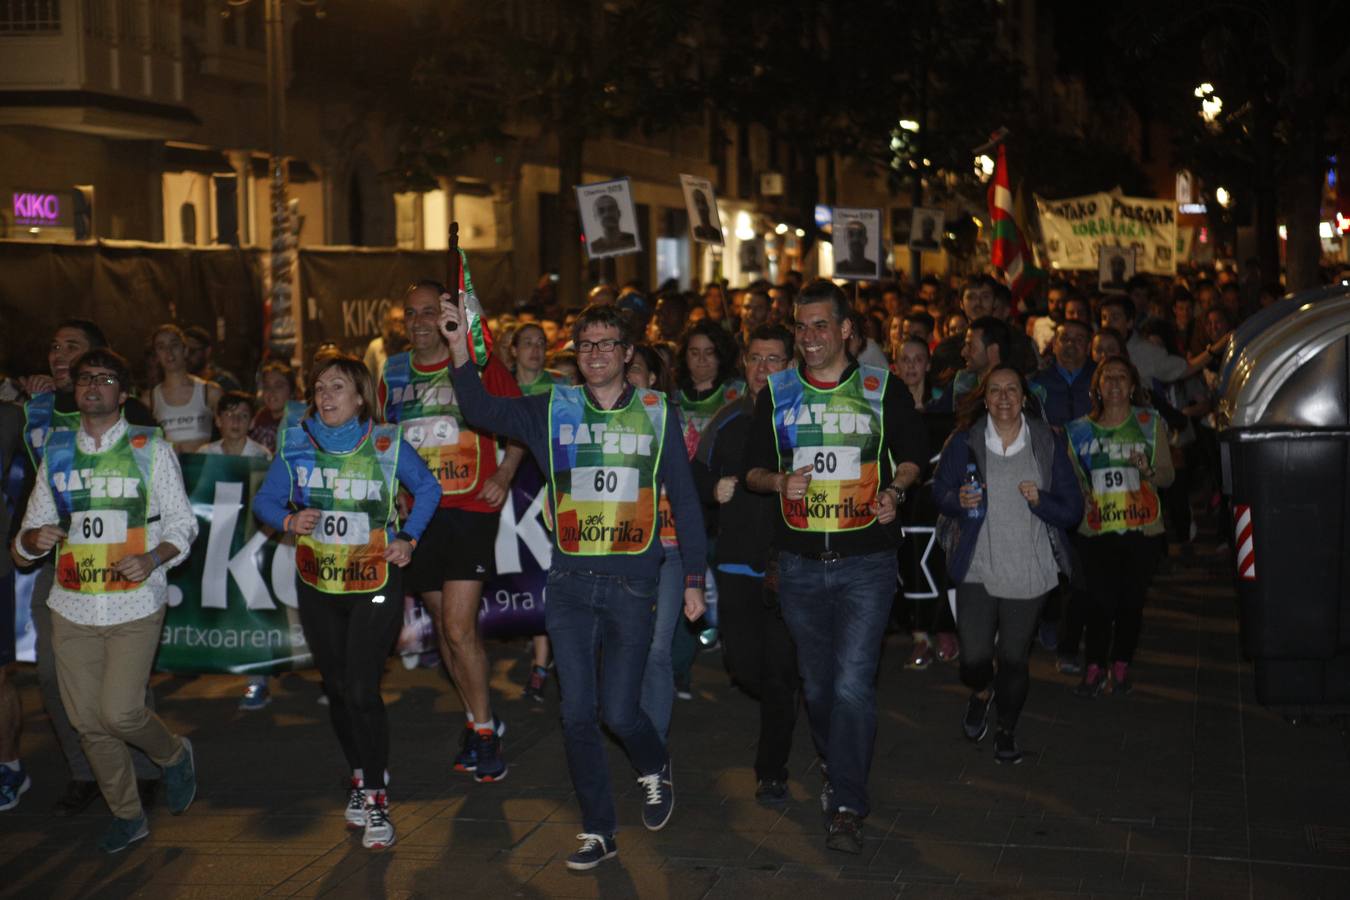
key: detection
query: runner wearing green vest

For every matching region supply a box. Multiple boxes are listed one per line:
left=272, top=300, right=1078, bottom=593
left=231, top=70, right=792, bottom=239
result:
left=254, top=354, right=441, bottom=850
left=745, top=279, right=926, bottom=855
left=1066, top=355, right=1173, bottom=698
left=441, top=296, right=707, bottom=871
left=510, top=322, right=570, bottom=702
left=14, top=348, right=199, bottom=854
left=10, top=320, right=161, bottom=818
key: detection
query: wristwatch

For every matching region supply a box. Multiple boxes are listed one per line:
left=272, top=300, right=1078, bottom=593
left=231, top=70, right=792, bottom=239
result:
left=884, top=485, right=906, bottom=505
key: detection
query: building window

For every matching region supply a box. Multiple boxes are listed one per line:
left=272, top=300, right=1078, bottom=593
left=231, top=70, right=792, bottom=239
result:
left=0, top=0, right=62, bottom=33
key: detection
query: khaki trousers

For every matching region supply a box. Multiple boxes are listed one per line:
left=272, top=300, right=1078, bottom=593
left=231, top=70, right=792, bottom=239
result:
left=50, top=606, right=184, bottom=820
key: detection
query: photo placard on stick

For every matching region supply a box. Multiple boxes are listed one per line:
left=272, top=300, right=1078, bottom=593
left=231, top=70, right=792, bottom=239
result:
left=832, top=207, right=882, bottom=280
left=1098, top=245, right=1137, bottom=294
left=576, top=178, right=642, bottom=260
left=908, top=207, right=945, bottom=253
left=679, top=174, right=724, bottom=245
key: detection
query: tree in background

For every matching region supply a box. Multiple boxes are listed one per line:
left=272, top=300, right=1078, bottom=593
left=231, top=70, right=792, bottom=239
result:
left=395, top=0, right=699, bottom=307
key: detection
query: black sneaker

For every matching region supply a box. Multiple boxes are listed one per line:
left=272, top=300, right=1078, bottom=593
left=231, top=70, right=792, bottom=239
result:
left=524, top=665, right=549, bottom=703
left=993, top=731, right=1023, bottom=765
left=754, top=778, right=788, bottom=806
left=473, top=728, right=508, bottom=783
left=963, top=691, right=994, bottom=743
left=52, top=780, right=99, bottom=817
left=566, top=832, right=618, bottom=870
left=825, top=808, right=864, bottom=854
left=162, top=737, right=197, bottom=815
left=637, top=760, right=674, bottom=831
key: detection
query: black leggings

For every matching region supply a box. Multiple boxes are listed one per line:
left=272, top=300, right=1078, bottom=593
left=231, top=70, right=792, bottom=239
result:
left=956, top=582, right=1045, bottom=733
left=1080, top=532, right=1162, bottom=667
left=297, top=567, right=404, bottom=783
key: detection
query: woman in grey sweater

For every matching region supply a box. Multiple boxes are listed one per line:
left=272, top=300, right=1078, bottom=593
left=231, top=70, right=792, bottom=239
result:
left=932, top=366, right=1084, bottom=764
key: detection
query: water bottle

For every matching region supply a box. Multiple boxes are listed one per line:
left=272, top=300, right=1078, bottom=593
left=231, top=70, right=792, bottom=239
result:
left=964, top=463, right=983, bottom=519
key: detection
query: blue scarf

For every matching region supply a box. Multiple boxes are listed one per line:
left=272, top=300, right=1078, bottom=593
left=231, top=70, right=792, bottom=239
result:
left=305, top=415, right=368, bottom=453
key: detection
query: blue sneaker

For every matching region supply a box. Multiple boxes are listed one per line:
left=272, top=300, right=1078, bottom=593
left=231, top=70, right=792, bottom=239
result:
left=453, top=719, right=505, bottom=773
left=0, top=763, right=31, bottom=812
left=163, top=737, right=197, bottom=815
left=97, top=814, right=149, bottom=853
left=239, top=679, right=271, bottom=711
left=566, top=833, right=617, bottom=870
left=637, top=760, right=674, bottom=831
left=473, top=728, right=508, bottom=783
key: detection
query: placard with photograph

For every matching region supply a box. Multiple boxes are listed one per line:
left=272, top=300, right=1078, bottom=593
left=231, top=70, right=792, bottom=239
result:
left=908, top=207, right=944, bottom=252
left=576, top=178, right=642, bottom=259
left=832, top=207, right=882, bottom=280
left=1098, top=245, right=1137, bottom=293
left=679, top=174, right=724, bottom=245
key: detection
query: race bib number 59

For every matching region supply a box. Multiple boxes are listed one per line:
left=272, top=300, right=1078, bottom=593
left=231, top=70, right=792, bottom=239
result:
left=1092, top=466, right=1141, bottom=494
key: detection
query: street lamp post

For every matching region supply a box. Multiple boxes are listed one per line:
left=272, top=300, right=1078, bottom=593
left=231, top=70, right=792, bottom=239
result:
left=223, top=0, right=323, bottom=361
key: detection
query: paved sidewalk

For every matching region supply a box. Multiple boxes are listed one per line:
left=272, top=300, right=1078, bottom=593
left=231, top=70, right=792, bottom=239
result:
left=3, top=549, right=1349, bottom=899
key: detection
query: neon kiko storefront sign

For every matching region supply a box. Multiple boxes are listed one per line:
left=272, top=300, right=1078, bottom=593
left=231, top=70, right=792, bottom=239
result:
left=13, top=191, right=61, bottom=226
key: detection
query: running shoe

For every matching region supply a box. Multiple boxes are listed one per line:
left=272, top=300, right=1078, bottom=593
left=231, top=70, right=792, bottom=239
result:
left=566, top=833, right=617, bottom=870
left=362, top=792, right=395, bottom=849
left=993, top=730, right=1023, bottom=765
left=1075, top=664, right=1107, bottom=699
left=0, top=763, right=31, bottom=812
left=524, top=665, right=549, bottom=703
left=473, top=727, right=508, bottom=783
left=638, top=760, right=674, bottom=831
left=963, top=691, right=994, bottom=743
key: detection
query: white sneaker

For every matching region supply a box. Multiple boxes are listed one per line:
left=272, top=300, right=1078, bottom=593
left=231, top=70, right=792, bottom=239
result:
left=344, top=779, right=366, bottom=829
left=362, top=793, right=395, bottom=849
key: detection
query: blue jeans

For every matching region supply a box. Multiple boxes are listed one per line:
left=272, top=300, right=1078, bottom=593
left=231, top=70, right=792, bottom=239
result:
left=777, top=550, right=898, bottom=819
left=640, top=551, right=684, bottom=740
left=546, top=568, right=668, bottom=836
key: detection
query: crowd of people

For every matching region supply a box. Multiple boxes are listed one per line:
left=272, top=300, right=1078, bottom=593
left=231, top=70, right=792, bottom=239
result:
left=0, top=257, right=1258, bottom=867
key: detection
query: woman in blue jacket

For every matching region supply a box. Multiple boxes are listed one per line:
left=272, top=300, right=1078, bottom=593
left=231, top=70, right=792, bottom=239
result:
left=932, top=366, right=1084, bottom=764
left=254, top=354, right=441, bottom=850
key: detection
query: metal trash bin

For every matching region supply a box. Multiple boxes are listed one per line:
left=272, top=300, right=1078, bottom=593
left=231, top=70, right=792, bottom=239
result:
left=1215, top=287, right=1350, bottom=709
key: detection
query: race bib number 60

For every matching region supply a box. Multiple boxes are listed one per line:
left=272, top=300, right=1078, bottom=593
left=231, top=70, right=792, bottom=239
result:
left=69, top=510, right=128, bottom=545
left=792, top=446, right=862, bottom=482
left=316, top=511, right=371, bottom=545
left=571, top=466, right=640, bottom=502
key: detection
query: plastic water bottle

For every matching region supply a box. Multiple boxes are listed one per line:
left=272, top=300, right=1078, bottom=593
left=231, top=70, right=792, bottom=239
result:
left=964, top=463, right=983, bottom=519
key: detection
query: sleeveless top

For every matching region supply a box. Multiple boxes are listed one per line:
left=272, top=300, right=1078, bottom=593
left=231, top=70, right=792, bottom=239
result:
left=152, top=377, right=213, bottom=445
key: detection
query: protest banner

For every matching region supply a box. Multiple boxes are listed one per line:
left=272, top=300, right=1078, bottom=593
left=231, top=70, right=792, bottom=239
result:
left=1035, top=190, right=1178, bottom=275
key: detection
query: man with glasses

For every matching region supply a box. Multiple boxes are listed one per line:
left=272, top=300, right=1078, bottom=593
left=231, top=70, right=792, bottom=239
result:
left=692, top=324, right=800, bottom=805
left=379, top=280, right=525, bottom=783
left=745, top=279, right=926, bottom=854
left=440, top=298, right=707, bottom=871
left=13, top=349, right=199, bottom=853
left=13, top=320, right=162, bottom=816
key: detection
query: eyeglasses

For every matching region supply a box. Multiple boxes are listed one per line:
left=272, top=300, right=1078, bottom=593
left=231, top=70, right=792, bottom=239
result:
left=746, top=354, right=787, bottom=366
left=576, top=339, right=624, bottom=354
left=74, top=373, right=119, bottom=387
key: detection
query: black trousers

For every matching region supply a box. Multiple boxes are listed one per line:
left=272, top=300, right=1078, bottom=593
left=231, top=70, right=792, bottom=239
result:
left=716, top=571, right=800, bottom=782
left=1079, top=532, right=1161, bottom=667
left=956, top=582, right=1045, bottom=733
left=297, top=567, right=404, bottom=783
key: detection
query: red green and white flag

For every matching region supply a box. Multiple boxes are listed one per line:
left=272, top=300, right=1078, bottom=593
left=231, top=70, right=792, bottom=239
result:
left=987, top=143, right=1043, bottom=302
left=453, top=247, right=494, bottom=368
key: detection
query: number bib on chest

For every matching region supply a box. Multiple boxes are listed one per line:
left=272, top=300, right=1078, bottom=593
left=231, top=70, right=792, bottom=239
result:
left=1067, top=409, right=1161, bottom=535
left=46, top=427, right=156, bottom=594
left=283, top=423, right=400, bottom=594
left=769, top=366, right=886, bottom=533
left=548, top=385, right=665, bottom=556
left=381, top=354, right=481, bottom=496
